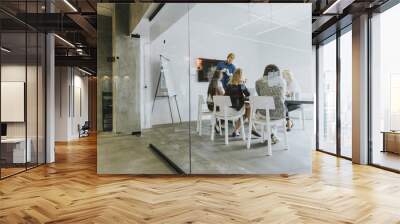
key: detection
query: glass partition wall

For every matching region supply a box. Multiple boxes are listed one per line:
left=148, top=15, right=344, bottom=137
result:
left=0, top=2, right=46, bottom=179
left=97, top=3, right=313, bottom=174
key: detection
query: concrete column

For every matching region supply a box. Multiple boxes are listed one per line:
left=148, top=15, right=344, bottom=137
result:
left=97, top=11, right=113, bottom=132
left=112, top=4, right=141, bottom=134
left=352, top=14, right=369, bottom=164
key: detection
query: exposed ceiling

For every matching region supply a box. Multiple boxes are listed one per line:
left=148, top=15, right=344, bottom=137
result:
left=0, top=0, right=394, bottom=75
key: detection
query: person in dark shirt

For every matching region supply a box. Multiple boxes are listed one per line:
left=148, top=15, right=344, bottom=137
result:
left=217, top=53, right=236, bottom=89
left=225, top=68, right=260, bottom=138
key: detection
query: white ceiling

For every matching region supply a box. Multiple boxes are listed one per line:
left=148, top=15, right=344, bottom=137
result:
left=150, top=3, right=311, bottom=52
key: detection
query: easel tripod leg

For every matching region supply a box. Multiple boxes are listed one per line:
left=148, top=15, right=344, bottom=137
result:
left=174, top=95, right=182, bottom=124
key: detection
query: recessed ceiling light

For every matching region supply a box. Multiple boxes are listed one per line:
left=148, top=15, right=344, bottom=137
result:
left=54, top=34, right=75, bottom=48
left=78, top=67, right=93, bottom=76
left=1, top=47, right=11, bottom=53
left=63, top=0, right=78, bottom=12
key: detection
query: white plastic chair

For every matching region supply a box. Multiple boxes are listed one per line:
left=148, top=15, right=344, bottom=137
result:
left=197, top=95, right=213, bottom=136
left=247, top=96, right=288, bottom=155
left=211, top=96, right=246, bottom=145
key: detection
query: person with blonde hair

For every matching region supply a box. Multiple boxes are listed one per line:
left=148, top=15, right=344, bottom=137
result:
left=217, top=53, right=236, bottom=89
left=225, top=68, right=260, bottom=137
left=282, top=69, right=301, bottom=131
left=282, top=69, right=300, bottom=98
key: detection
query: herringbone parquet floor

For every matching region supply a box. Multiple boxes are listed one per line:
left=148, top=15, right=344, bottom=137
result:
left=1, top=135, right=400, bottom=224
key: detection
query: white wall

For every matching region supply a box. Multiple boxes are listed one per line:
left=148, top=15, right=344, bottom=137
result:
left=55, top=67, right=89, bottom=141
left=137, top=3, right=313, bottom=127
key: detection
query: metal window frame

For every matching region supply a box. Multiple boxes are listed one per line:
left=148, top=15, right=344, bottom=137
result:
left=315, top=24, right=353, bottom=162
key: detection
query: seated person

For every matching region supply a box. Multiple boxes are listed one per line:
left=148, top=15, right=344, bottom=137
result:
left=217, top=53, right=236, bottom=89
left=225, top=68, right=260, bottom=137
left=255, top=64, right=286, bottom=144
left=207, top=70, right=225, bottom=111
left=207, top=70, right=225, bottom=133
left=282, top=69, right=301, bottom=130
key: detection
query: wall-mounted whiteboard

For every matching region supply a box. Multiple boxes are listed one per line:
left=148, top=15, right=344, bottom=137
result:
left=1, top=82, right=25, bottom=122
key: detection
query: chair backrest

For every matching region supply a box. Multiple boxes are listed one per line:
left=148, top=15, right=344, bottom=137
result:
left=213, top=96, right=232, bottom=114
left=249, top=96, right=275, bottom=111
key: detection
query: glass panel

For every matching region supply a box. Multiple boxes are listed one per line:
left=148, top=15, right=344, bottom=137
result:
left=189, top=3, right=313, bottom=174
left=27, top=31, right=38, bottom=169
left=1, top=30, right=28, bottom=177
left=146, top=3, right=191, bottom=173
left=371, top=4, right=400, bottom=171
left=340, top=29, right=352, bottom=158
left=318, top=37, right=337, bottom=154
left=97, top=3, right=191, bottom=174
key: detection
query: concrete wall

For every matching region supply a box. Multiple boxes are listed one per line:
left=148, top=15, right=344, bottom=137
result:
left=97, top=13, right=113, bottom=132
left=112, top=4, right=141, bottom=134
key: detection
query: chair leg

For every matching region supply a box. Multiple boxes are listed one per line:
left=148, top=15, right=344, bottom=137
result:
left=240, top=117, right=246, bottom=142
left=267, top=124, right=272, bottom=156
left=197, top=115, right=200, bottom=133
left=283, top=120, right=288, bottom=150
left=211, top=117, right=215, bottom=141
left=247, top=119, right=252, bottom=149
left=261, top=125, right=265, bottom=142
left=225, top=118, right=229, bottom=145
left=199, top=116, right=202, bottom=136
left=218, top=119, right=222, bottom=136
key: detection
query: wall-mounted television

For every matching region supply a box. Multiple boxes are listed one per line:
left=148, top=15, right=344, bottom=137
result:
left=196, top=58, right=224, bottom=82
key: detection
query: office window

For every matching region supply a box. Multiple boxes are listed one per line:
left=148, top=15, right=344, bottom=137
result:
left=371, top=3, right=400, bottom=171
left=340, top=29, right=352, bottom=158
left=318, top=37, right=337, bottom=155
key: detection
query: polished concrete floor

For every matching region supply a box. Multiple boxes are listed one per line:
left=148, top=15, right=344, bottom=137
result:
left=98, top=118, right=313, bottom=174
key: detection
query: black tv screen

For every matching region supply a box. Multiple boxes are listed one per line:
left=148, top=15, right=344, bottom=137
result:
left=196, top=58, right=224, bottom=82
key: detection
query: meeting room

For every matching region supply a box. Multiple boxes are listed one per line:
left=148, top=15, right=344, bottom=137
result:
left=97, top=3, right=315, bottom=174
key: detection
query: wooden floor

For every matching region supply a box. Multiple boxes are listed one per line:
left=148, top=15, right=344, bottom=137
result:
left=1, top=135, right=400, bottom=223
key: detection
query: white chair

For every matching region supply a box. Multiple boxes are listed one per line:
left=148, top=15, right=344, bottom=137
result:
left=197, top=95, right=213, bottom=136
left=247, top=96, right=288, bottom=155
left=211, top=96, right=246, bottom=145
